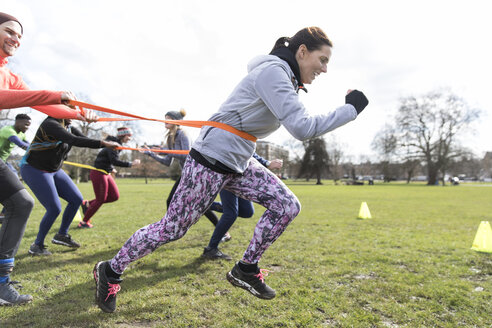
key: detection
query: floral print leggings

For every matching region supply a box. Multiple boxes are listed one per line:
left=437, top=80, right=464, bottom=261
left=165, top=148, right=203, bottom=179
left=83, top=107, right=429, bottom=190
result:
left=110, top=156, right=301, bottom=274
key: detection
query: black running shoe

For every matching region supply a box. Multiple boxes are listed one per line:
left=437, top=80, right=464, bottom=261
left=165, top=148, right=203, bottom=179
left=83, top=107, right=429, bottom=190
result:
left=226, top=262, right=276, bottom=299
left=0, top=280, right=33, bottom=306
left=77, top=221, right=93, bottom=229
left=81, top=200, right=89, bottom=215
left=93, top=261, right=122, bottom=313
left=202, top=247, right=232, bottom=261
left=28, top=243, right=52, bottom=256
left=52, top=233, right=80, bottom=248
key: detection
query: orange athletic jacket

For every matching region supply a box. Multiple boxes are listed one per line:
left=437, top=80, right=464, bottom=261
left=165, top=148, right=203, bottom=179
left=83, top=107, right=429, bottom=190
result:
left=0, top=57, right=79, bottom=119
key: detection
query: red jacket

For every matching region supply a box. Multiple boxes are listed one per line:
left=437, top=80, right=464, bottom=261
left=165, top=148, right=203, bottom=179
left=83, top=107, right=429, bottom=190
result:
left=0, top=57, right=79, bottom=119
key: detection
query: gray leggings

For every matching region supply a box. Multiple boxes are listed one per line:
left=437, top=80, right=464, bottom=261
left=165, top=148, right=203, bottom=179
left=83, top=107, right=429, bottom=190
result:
left=0, top=189, right=34, bottom=261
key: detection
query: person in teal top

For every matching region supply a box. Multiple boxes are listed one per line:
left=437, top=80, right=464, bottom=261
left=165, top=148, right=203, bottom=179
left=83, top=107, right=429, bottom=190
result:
left=0, top=113, right=31, bottom=164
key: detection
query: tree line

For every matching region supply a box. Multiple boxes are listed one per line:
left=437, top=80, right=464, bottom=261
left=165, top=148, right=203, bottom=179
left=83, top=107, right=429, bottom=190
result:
left=1, top=89, right=487, bottom=185
left=293, top=89, right=486, bottom=185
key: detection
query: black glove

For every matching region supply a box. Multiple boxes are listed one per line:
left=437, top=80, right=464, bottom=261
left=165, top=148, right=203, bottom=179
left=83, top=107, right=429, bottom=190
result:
left=345, top=90, right=368, bottom=114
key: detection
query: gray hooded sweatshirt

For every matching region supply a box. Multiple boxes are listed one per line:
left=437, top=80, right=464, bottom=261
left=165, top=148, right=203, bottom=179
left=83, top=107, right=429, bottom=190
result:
left=192, top=54, right=358, bottom=173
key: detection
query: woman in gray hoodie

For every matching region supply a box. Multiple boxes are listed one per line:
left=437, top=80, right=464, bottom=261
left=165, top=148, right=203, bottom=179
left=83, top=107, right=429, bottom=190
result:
left=93, top=26, right=369, bottom=313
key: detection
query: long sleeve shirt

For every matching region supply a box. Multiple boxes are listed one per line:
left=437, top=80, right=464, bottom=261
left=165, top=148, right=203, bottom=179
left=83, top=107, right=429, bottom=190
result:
left=25, top=117, right=103, bottom=172
left=192, top=54, right=357, bottom=173
left=145, top=129, right=190, bottom=169
left=93, top=135, right=131, bottom=173
left=8, top=135, right=29, bottom=150
left=1, top=57, right=79, bottom=119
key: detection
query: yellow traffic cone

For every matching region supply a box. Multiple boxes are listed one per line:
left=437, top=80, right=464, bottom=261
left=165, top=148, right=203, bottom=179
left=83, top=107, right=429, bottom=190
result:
left=471, top=221, right=492, bottom=253
left=358, top=202, right=372, bottom=219
left=74, top=209, right=83, bottom=222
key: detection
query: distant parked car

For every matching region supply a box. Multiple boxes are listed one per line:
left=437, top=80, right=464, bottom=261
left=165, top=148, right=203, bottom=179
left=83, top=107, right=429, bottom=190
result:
left=411, top=175, right=427, bottom=181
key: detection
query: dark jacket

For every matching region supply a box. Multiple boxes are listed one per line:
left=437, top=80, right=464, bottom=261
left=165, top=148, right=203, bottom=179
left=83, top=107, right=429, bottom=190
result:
left=26, top=117, right=103, bottom=172
left=93, top=135, right=131, bottom=174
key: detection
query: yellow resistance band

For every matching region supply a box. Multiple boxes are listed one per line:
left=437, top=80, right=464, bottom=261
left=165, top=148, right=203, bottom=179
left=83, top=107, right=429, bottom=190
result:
left=63, top=161, right=109, bottom=174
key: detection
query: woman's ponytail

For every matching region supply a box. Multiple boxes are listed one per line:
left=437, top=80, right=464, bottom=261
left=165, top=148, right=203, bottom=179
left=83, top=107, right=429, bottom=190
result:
left=270, top=37, right=290, bottom=54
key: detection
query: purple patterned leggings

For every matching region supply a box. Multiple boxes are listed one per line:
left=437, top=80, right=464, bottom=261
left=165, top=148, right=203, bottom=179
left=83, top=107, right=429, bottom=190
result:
left=110, top=156, right=301, bottom=274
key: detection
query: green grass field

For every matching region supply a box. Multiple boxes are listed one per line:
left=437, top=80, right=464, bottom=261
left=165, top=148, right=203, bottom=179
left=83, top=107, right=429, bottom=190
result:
left=1, top=179, right=491, bottom=327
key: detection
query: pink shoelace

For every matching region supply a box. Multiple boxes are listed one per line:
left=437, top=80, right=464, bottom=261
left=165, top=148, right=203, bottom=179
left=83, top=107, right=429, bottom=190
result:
left=105, top=283, right=121, bottom=301
left=255, top=269, right=271, bottom=283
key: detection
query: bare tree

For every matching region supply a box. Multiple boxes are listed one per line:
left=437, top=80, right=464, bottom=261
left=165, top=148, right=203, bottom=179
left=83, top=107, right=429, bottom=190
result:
left=389, top=89, right=480, bottom=185
left=372, top=124, right=401, bottom=182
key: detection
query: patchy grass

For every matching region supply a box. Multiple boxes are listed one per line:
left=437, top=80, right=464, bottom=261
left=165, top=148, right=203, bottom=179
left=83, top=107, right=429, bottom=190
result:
left=1, top=179, right=491, bottom=327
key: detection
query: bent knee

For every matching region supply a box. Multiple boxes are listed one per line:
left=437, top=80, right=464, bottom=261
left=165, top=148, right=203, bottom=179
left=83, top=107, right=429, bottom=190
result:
left=285, top=194, right=301, bottom=218
left=19, top=189, right=35, bottom=210
left=241, top=209, right=255, bottom=218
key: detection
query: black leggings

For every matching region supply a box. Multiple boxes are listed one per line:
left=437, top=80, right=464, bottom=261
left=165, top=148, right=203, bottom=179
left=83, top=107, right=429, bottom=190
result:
left=166, top=177, right=218, bottom=225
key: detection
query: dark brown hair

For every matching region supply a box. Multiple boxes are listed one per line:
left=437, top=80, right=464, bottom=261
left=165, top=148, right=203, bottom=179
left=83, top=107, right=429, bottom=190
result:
left=271, top=27, right=332, bottom=53
left=0, top=12, right=23, bottom=34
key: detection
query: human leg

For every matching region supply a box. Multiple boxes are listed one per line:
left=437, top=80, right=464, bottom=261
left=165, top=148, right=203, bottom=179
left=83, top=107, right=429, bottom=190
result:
left=109, top=157, right=227, bottom=274
left=0, top=190, right=34, bottom=261
left=237, top=197, right=254, bottom=218
left=0, top=161, right=34, bottom=305
left=168, top=175, right=218, bottom=226
left=48, top=170, right=82, bottom=248
left=82, top=170, right=109, bottom=223
left=53, top=169, right=83, bottom=236
left=105, top=174, right=120, bottom=203
left=224, top=159, right=301, bottom=264
left=224, top=159, right=301, bottom=299
left=94, top=157, right=227, bottom=312
left=206, top=190, right=239, bottom=250
left=21, top=164, right=61, bottom=248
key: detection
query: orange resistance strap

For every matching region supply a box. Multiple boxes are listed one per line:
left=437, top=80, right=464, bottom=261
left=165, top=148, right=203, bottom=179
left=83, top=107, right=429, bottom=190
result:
left=68, top=100, right=257, bottom=142
left=116, top=146, right=189, bottom=155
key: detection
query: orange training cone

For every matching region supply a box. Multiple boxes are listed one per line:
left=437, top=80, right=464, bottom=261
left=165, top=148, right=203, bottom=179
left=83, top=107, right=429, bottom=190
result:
left=471, top=221, right=492, bottom=253
left=358, top=202, right=372, bottom=219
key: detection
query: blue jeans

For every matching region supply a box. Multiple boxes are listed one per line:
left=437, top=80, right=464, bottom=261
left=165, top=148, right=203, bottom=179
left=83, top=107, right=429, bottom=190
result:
left=21, top=164, right=83, bottom=246
left=207, top=189, right=255, bottom=249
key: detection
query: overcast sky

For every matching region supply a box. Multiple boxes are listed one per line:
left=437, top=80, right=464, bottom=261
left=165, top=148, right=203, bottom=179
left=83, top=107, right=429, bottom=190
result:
left=4, top=0, right=492, bottom=160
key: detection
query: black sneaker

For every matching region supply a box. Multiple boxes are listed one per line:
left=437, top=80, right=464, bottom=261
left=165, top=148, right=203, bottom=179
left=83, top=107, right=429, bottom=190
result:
left=28, top=243, right=52, bottom=256
left=52, top=233, right=80, bottom=248
left=202, top=247, right=232, bottom=261
left=226, top=262, right=276, bottom=300
left=0, top=280, right=33, bottom=306
left=81, top=200, right=89, bottom=216
left=93, top=261, right=122, bottom=313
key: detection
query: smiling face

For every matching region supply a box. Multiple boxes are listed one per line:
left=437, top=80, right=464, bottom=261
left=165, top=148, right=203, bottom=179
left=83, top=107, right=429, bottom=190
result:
left=120, top=135, right=131, bottom=143
left=0, top=21, right=22, bottom=58
left=296, top=44, right=332, bottom=85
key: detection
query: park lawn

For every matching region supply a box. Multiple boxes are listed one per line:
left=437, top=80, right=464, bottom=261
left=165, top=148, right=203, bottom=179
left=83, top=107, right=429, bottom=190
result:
left=1, top=179, right=491, bottom=327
